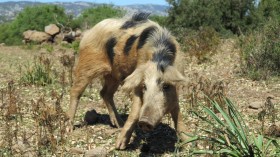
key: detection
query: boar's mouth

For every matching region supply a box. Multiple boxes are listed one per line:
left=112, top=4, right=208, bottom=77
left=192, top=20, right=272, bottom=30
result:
left=138, top=116, right=159, bottom=132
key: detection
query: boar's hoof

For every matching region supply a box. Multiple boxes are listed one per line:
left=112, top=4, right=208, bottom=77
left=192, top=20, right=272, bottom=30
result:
left=138, top=121, right=154, bottom=132
left=65, top=121, right=74, bottom=133
left=115, top=136, right=129, bottom=150
left=109, top=116, right=124, bottom=128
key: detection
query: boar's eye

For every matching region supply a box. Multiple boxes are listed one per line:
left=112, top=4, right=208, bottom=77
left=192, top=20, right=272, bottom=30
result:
left=142, top=84, right=147, bottom=91
left=162, top=83, right=171, bottom=92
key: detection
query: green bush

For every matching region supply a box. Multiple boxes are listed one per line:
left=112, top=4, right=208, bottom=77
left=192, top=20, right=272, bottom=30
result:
left=166, top=0, right=280, bottom=35
left=73, top=5, right=124, bottom=29
left=150, top=15, right=168, bottom=27
left=240, top=20, right=280, bottom=80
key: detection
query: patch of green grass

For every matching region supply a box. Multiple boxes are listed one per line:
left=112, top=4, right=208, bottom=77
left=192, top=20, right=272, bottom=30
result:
left=181, top=97, right=280, bottom=156
left=42, top=44, right=54, bottom=53
left=61, top=41, right=80, bottom=54
left=20, top=55, right=55, bottom=86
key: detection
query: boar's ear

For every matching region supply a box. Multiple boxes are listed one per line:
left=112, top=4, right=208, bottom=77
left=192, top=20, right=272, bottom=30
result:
left=163, top=66, right=187, bottom=85
left=122, top=64, right=146, bottom=92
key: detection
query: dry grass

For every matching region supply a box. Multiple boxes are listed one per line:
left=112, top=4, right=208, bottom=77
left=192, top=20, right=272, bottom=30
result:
left=0, top=40, right=279, bottom=156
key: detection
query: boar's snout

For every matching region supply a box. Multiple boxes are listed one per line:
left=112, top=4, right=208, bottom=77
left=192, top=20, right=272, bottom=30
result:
left=138, top=117, right=154, bottom=132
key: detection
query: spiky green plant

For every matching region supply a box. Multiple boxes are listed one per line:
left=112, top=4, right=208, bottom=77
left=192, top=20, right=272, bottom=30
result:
left=180, top=97, right=280, bottom=156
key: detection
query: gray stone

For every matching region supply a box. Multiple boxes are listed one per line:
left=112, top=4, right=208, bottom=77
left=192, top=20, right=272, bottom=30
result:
left=85, top=147, right=107, bottom=157
left=44, top=24, right=60, bottom=35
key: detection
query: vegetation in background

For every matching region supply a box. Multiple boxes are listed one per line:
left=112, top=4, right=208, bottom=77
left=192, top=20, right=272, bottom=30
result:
left=257, top=0, right=280, bottom=23
left=149, top=15, right=168, bottom=27
left=166, top=0, right=280, bottom=79
left=184, top=27, right=220, bottom=63
left=72, top=5, right=124, bottom=29
left=0, top=4, right=124, bottom=45
left=239, top=20, right=280, bottom=80
left=166, top=0, right=280, bottom=35
left=166, top=0, right=256, bottom=34
left=0, top=5, right=72, bottom=45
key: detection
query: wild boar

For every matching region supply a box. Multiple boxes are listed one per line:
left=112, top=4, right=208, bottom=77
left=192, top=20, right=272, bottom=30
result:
left=67, top=12, right=188, bottom=149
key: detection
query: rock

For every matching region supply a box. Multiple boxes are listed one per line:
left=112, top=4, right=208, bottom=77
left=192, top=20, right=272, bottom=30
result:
left=84, top=109, right=99, bottom=125
left=248, top=101, right=264, bottom=109
left=69, top=147, right=85, bottom=154
left=61, top=41, right=68, bottom=44
left=23, top=30, right=51, bottom=43
left=44, top=24, right=60, bottom=36
left=0, top=43, right=5, bottom=46
left=85, top=147, right=107, bottom=157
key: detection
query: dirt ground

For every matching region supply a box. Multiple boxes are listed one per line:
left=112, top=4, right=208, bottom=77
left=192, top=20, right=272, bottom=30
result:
left=0, top=39, right=279, bottom=156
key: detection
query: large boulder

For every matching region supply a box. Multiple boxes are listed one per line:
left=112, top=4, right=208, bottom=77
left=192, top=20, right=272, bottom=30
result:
left=23, top=30, right=51, bottom=43
left=44, top=24, right=60, bottom=36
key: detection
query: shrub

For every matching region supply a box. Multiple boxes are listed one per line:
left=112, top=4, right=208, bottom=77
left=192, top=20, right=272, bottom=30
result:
left=184, top=27, right=220, bottom=63
left=240, top=20, right=280, bottom=80
left=150, top=15, right=168, bottom=27
left=74, top=5, right=124, bottom=29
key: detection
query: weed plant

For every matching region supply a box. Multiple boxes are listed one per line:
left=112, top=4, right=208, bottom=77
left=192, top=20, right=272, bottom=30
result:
left=181, top=97, right=280, bottom=156
left=20, top=54, right=55, bottom=86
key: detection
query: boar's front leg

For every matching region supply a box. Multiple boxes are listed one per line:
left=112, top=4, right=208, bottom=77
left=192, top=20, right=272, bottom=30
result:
left=170, top=104, right=188, bottom=142
left=100, top=75, right=124, bottom=128
left=115, top=89, right=142, bottom=150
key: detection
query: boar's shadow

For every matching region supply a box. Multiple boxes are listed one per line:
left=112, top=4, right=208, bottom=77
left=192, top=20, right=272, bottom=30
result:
left=127, top=123, right=178, bottom=155
left=76, top=109, right=129, bottom=128
left=78, top=109, right=177, bottom=154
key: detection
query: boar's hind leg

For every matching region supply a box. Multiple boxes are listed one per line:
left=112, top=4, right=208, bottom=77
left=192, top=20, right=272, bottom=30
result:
left=68, top=61, right=111, bottom=131
left=68, top=75, right=91, bottom=130
left=170, top=105, right=188, bottom=142
left=100, top=75, right=124, bottom=128
left=115, top=90, right=142, bottom=150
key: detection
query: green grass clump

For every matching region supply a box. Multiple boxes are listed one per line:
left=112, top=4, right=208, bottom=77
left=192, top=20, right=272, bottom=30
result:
left=181, top=97, right=280, bottom=156
left=20, top=54, right=55, bottom=86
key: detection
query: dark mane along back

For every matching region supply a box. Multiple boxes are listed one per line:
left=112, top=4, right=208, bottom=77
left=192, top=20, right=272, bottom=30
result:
left=151, top=28, right=177, bottom=72
left=120, top=12, right=151, bottom=29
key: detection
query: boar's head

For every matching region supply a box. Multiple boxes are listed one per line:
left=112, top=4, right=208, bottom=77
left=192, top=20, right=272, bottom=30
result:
left=122, top=61, right=186, bottom=132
